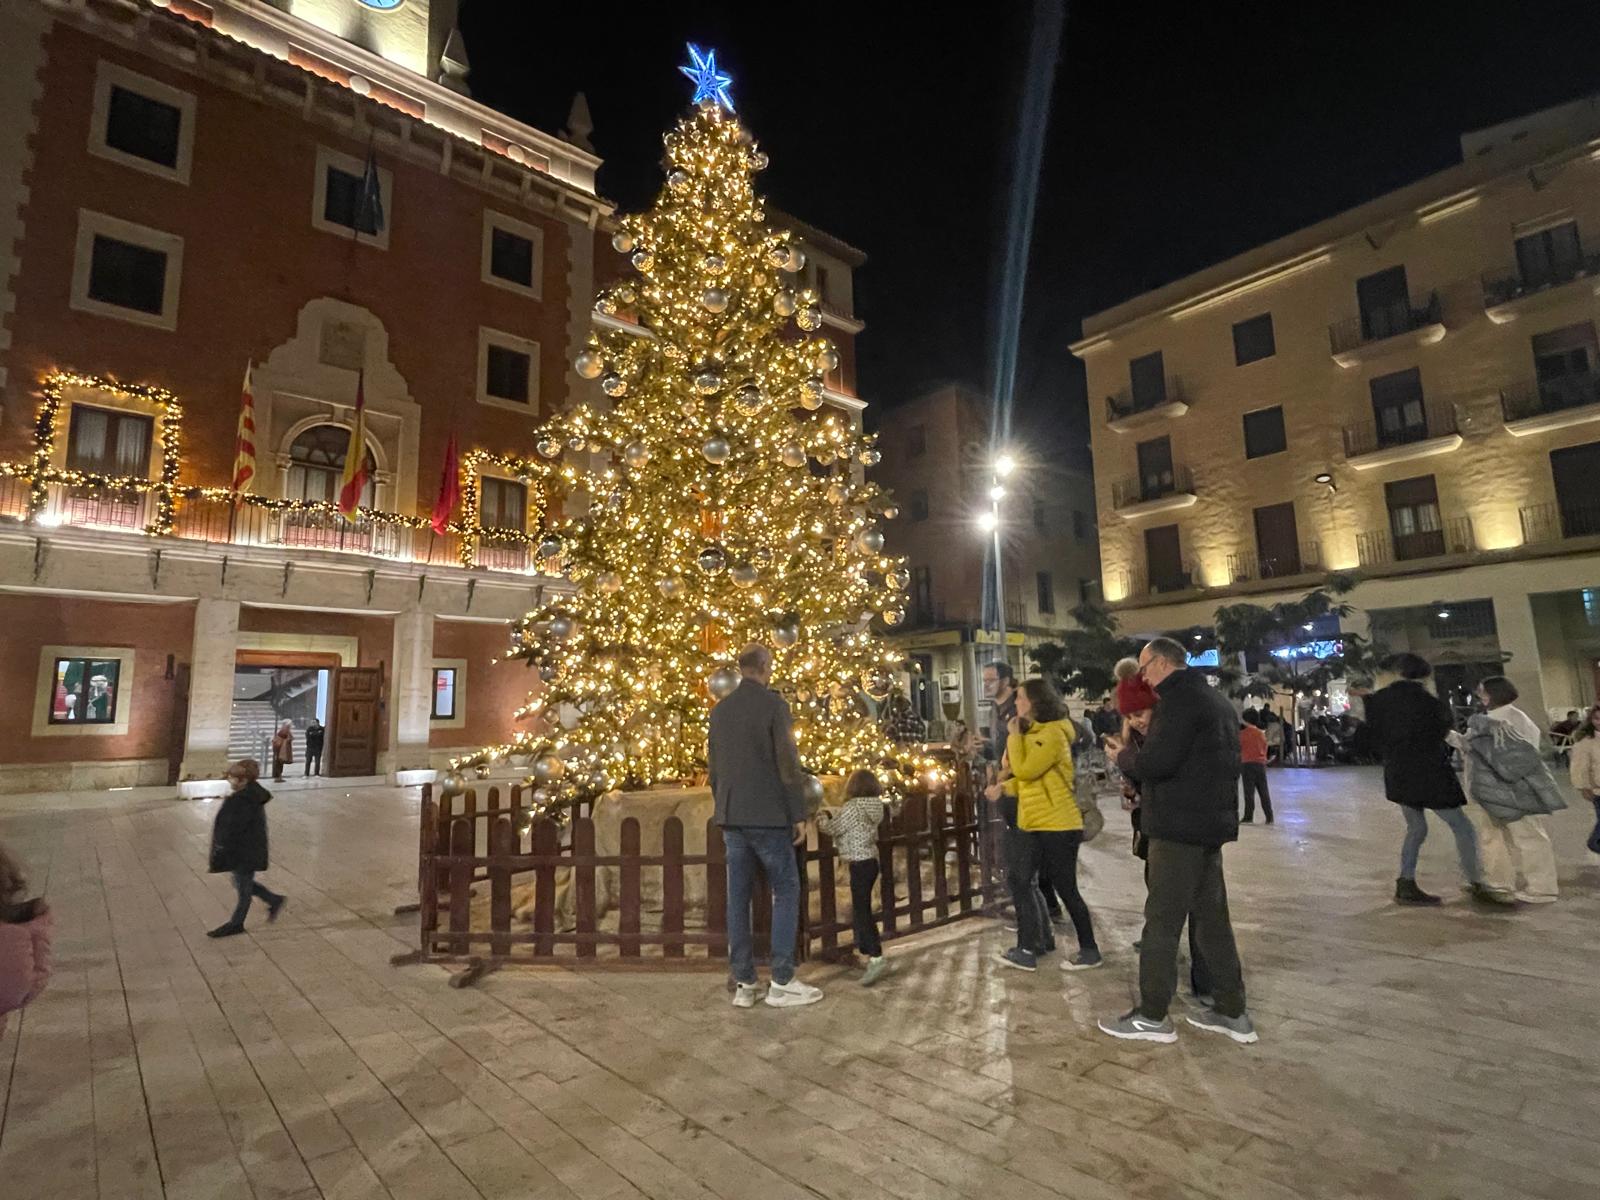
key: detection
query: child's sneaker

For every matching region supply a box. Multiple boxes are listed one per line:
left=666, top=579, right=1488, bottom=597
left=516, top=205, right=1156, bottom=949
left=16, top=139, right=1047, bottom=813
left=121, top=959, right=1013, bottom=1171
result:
left=861, top=956, right=889, bottom=987
left=994, top=947, right=1037, bottom=972
left=765, top=979, right=824, bottom=1008
left=731, top=982, right=761, bottom=1009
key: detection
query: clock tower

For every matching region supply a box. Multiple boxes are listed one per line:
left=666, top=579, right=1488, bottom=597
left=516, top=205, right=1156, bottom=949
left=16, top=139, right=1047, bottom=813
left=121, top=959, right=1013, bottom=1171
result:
left=266, top=0, right=468, bottom=89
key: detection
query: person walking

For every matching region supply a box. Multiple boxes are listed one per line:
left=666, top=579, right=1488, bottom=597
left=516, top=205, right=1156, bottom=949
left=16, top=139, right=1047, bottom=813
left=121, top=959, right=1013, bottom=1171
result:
left=1365, top=654, right=1504, bottom=906
left=206, top=759, right=286, bottom=938
left=0, top=842, right=51, bottom=1041
left=708, top=643, right=822, bottom=1009
left=1239, top=720, right=1273, bottom=824
left=1456, top=676, right=1566, bottom=903
left=816, top=769, right=890, bottom=986
left=1098, top=638, right=1256, bottom=1045
left=985, top=678, right=1101, bottom=973
left=270, top=719, right=294, bottom=782
left=1570, top=705, right=1600, bottom=855
left=303, top=718, right=325, bottom=777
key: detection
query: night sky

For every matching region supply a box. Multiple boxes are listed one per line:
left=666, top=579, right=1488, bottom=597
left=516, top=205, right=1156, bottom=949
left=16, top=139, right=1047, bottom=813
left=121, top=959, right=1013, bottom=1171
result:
left=460, top=1, right=1600, bottom=447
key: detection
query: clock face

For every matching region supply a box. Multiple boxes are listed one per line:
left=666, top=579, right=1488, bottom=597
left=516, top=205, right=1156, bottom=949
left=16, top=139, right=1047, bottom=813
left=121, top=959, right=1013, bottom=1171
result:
left=356, top=0, right=404, bottom=10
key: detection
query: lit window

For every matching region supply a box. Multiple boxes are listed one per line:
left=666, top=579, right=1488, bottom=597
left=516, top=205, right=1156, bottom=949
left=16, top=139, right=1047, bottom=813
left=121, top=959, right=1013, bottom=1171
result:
left=286, top=425, right=375, bottom=507
left=49, top=657, right=121, bottom=725
left=431, top=667, right=457, bottom=720
left=479, top=477, right=527, bottom=532
left=66, top=406, right=153, bottom=477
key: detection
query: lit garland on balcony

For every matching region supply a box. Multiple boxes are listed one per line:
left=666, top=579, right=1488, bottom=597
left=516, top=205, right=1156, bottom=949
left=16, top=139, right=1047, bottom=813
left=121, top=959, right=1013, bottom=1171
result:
left=30, top=372, right=184, bottom=534
left=456, top=449, right=558, bottom=569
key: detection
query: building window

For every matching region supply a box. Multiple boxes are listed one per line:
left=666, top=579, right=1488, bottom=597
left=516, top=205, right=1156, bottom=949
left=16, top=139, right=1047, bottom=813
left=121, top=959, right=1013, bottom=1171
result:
left=1232, top=313, right=1275, bottom=365
left=66, top=406, right=153, bottom=477
left=286, top=424, right=375, bottom=507
left=1584, top=588, right=1600, bottom=627
left=48, top=656, right=122, bottom=725
left=1032, top=498, right=1047, bottom=533
left=1036, top=571, right=1055, bottom=615
left=477, top=328, right=540, bottom=412
left=71, top=211, right=183, bottom=330
left=1384, top=475, right=1443, bottom=560
left=431, top=667, right=458, bottom=720
left=1242, top=406, right=1287, bottom=459
left=1531, top=322, right=1598, bottom=405
left=479, top=477, right=527, bottom=532
left=1071, top=509, right=1092, bottom=541
left=1078, top=578, right=1094, bottom=606
left=312, top=146, right=392, bottom=249
left=1370, top=368, right=1427, bottom=446
left=1515, top=219, right=1583, bottom=289
left=1428, top=600, right=1496, bottom=641
left=911, top=565, right=933, bottom=623
left=89, top=61, right=195, bottom=183
left=909, top=490, right=929, bottom=521
left=907, top=425, right=926, bottom=457
left=482, top=210, right=543, bottom=298
left=1356, top=265, right=1412, bottom=340
left=1128, top=350, right=1167, bottom=410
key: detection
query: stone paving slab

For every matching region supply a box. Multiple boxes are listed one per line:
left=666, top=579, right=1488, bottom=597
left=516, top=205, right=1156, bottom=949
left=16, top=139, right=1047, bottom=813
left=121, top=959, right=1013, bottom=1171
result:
left=1, top=769, right=1597, bottom=1199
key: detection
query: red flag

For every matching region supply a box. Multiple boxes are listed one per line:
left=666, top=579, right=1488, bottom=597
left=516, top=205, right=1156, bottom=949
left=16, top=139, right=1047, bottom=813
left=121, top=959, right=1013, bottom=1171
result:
left=338, top=370, right=374, bottom=521
left=430, top=432, right=460, bottom=535
left=231, top=363, right=257, bottom=492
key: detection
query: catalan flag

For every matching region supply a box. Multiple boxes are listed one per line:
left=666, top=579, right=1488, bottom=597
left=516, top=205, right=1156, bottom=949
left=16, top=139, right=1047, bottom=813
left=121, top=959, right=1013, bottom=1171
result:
left=231, top=363, right=257, bottom=493
left=338, top=370, right=374, bottom=521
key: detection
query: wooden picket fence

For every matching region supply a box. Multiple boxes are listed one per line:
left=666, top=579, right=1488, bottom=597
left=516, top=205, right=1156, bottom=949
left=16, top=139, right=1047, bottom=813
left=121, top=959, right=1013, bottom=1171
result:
left=392, top=763, right=1006, bottom=981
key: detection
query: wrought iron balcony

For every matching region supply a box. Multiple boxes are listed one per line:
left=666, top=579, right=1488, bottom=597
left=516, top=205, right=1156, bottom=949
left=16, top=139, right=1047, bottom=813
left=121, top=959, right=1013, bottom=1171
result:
left=1110, top=463, right=1196, bottom=511
left=1328, top=291, right=1443, bottom=362
left=1356, top=516, right=1475, bottom=567
left=1225, top=540, right=1322, bottom=585
left=1105, top=377, right=1188, bottom=427
left=1500, top=374, right=1600, bottom=424
left=1113, top=563, right=1198, bottom=600
left=1481, top=251, right=1600, bottom=311
left=1519, top=500, right=1600, bottom=545
left=1341, top=399, right=1460, bottom=462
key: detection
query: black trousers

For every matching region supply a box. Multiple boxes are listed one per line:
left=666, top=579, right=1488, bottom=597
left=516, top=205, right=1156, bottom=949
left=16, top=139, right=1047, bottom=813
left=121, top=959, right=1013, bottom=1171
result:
left=1240, top=762, right=1272, bottom=822
left=304, top=748, right=323, bottom=776
left=1142, top=857, right=1212, bottom=998
left=1139, top=839, right=1246, bottom=1020
left=1006, top=827, right=1097, bottom=955
left=848, top=859, right=883, bottom=957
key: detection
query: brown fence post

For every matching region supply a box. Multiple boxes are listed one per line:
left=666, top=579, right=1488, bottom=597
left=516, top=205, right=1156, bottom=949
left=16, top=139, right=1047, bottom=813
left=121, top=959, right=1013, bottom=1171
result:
left=932, top=790, right=951, bottom=922
left=490, top=815, right=513, bottom=959
left=434, top=790, right=454, bottom=901
left=662, top=817, right=685, bottom=959
left=815, top=831, right=839, bottom=958
left=447, top=817, right=473, bottom=955
left=619, top=818, right=641, bottom=959
left=877, top=818, right=897, bottom=940
left=531, top=818, right=558, bottom=958
left=955, top=784, right=975, bottom=913
left=903, top=793, right=926, bottom=929
left=705, top=821, right=727, bottom=960
left=573, top=817, right=597, bottom=960
left=418, top=786, right=438, bottom=949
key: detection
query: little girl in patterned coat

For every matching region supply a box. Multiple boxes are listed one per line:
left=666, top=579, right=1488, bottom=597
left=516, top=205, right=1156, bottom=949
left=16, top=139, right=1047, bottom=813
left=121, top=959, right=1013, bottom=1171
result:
left=0, top=841, right=52, bottom=1040
left=817, top=769, right=889, bottom=986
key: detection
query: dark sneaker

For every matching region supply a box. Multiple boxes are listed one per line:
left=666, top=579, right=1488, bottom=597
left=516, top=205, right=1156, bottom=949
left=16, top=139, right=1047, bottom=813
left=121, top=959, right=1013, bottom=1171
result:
left=267, top=895, right=286, bottom=923
left=1466, top=882, right=1517, bottom=906
left=994, top=948, right=1038, bottom=972
left=1190, top=992, right=1216, bottom=1008
left=1097, top=1010, right=1177, bottom=1043
left=1061, top=949, right=1103, bottom=971
left=1185, top=1009, right=1259, bottom=1044
left=207, top=923, right=245, bottom=939
left=1394, top=877, right=1441, bottom=905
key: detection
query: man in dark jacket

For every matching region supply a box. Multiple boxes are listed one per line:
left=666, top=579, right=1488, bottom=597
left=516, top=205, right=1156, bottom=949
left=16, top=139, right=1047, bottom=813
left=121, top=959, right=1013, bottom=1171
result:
left=1099, top=638, right=1256, bottom=1045
left=206, top=758, right=286, bottom=938
left=708, top=643, right=821, bottom=1010
left=304, top=718, right=325, bottom=777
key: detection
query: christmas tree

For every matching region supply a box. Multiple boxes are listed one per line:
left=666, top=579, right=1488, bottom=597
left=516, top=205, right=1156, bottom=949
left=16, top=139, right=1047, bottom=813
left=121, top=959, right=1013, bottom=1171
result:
left=455, top=48, right=916, bottom=817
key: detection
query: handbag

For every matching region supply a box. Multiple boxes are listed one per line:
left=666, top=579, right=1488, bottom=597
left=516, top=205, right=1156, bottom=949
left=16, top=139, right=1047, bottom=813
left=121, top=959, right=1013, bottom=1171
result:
left=1050, top=760, right=1103, bottom=842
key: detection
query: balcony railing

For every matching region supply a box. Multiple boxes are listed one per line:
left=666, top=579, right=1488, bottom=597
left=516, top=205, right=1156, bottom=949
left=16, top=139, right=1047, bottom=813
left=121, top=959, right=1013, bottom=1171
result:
left=1114, top=563, right=1197, bottom=600
left=1110, top=463, right=1195, bottom=509
left=1519, top=499, right=1600, bottom=545
left=1481, top=252, right=1600, bottom=309
left=1342, top=399, right=1459, bottom=459
left=1500, top=374, right=1600, bottom=423
left=1328, top=291, right=1442, bottom=356
left=1225, top=540, right=1322, bottom=585
left=0, top=474, right=554, bottom=577
left=1105, top=377, right=1186, bottom=423
left=1356, top=516, right=1475, bottom=567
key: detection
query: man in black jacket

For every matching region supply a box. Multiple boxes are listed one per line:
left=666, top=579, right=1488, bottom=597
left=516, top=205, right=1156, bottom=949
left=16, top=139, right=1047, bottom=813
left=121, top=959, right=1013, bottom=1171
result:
left=1098, top=638, right=1257, bottom=1045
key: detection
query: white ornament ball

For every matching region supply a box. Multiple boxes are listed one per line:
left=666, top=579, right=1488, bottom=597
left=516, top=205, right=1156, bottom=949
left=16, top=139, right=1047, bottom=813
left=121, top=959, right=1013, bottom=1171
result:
left=780, top=443, right=806, bottom=469
left=773, top=290, right=798, bottom=317
left=707, top=666, right=741, bottom=701
left=533, top=754, right=566, bottom=784
left=575, top=349, right=605, bottom=379
left=612, top=230, right=635, bottom=253
left=701, top=435, right=731, bottom=465
left=702, top=288, right=730, bottom=313
left=623, top=441, right=650, bottom=468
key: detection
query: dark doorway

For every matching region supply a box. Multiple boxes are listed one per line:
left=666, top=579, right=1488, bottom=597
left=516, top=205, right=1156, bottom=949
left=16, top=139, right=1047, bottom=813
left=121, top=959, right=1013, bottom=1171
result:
left=1551, top=440, right=1600, bottom=536
left=1253, top=502, right=1301, bottom=577
left=1385, top=475, right=1444, bottom=560
left=1356, top=265, right=1410, bottom=340
left=1144, top=524, right=1186, bottom=592
left=1136, top=436, right=1175, bottom=500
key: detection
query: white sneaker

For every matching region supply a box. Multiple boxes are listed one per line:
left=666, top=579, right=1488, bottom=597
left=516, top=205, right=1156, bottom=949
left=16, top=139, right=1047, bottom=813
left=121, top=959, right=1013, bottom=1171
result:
left=1515, top=892, right=1558, bottom=904
left=764, top=979, right=824, bottom=1008
left=731, top=982, right=760, bottom=1009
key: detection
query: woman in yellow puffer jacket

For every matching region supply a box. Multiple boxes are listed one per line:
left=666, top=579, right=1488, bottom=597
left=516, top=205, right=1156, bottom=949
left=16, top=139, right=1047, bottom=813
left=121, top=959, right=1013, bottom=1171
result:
left=986, top=678, right=1102, bottom=973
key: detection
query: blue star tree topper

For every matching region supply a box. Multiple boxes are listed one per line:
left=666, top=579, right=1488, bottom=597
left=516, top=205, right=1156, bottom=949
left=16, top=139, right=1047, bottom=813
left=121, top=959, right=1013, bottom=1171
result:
left=680, top=43, right=735, bottom=111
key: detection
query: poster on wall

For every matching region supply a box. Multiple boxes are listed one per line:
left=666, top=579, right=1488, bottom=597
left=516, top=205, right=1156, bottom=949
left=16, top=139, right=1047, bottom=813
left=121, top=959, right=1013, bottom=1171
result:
left=50, top=657, right=121, bottom=724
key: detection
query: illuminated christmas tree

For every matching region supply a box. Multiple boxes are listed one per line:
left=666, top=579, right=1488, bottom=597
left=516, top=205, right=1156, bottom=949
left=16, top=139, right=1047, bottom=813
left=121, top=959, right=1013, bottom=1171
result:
left=456, top=48, right=913, bottom=815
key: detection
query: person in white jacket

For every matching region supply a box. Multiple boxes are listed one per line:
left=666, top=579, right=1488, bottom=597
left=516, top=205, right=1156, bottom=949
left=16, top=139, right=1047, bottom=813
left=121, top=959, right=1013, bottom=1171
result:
left=1568, top=705, right=1600, bottom=856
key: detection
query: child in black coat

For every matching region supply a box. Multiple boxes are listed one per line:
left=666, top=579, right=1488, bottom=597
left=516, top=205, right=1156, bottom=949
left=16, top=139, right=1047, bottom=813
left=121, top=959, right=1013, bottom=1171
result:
left=207, top=759, right=286, bottom=938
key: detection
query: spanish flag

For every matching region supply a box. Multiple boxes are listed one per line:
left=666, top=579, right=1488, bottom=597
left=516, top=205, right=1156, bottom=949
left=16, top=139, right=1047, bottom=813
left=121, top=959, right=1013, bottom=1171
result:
left=338, top=370, right=374, bottom=521
left=230, top=363, right=257, bottom=493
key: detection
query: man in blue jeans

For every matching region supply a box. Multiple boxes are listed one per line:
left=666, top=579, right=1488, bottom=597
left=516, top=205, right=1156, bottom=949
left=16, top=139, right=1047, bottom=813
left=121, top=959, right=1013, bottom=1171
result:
left=708, top=643, right=823, bottom=1009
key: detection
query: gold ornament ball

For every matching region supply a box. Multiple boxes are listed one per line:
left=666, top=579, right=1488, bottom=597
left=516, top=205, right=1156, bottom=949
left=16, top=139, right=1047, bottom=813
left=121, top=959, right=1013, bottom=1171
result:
left=575, top=349, right=605, bottom=379
left=733, top=383, right=764, bottom=416
left=612, top=230, right=635, bottom=253
left=780, top=443, right=806, bottom=468
left=796, top=305, right=823, bottom=331
left=623, top=441, right=650, bottom=468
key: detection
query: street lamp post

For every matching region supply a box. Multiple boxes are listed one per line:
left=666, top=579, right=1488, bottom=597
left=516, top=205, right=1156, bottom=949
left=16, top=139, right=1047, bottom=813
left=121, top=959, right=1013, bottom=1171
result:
left=984, top=452, right=1017, bottom=675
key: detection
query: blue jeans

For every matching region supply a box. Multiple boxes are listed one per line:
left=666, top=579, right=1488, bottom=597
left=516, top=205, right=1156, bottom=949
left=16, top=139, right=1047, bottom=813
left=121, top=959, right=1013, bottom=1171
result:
left=229, top=869, right=282, bottom=927
left=723, top=826, right=800, bottom=985
left=1399, top=806, right=1480, bottom=882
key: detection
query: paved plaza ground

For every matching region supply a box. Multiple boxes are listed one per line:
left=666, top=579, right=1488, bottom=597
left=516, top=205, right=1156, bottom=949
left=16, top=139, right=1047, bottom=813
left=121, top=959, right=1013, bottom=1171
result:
left=0, top=766, right=1596, bottom=1200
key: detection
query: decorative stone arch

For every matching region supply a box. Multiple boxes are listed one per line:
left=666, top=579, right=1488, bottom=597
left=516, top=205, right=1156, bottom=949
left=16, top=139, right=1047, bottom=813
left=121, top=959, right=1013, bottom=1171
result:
left=255, top=298, right=421, bottom=511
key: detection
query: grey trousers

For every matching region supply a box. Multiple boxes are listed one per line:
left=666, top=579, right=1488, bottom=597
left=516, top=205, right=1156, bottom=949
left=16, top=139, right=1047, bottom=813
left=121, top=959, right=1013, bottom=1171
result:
left=1138, top=838, right=1247, bottom=1020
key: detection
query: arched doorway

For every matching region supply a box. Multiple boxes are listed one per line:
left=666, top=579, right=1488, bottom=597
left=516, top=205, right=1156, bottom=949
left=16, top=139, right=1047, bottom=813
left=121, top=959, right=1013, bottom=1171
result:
left=286, top=423, right=376, bottom=508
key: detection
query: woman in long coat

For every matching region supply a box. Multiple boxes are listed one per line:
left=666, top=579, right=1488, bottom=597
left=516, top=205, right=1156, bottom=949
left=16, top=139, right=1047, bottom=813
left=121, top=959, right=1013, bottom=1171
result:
left=1365, top=654, right=1505, bottom=906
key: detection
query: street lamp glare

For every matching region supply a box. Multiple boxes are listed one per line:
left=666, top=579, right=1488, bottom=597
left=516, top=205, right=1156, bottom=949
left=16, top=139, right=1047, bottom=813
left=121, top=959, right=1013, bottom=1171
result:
left=977, top=510, right=999, bottom=533
left=994, top=453, right=1017, bottom=478
left=989, top=484, right=1005, bottom=502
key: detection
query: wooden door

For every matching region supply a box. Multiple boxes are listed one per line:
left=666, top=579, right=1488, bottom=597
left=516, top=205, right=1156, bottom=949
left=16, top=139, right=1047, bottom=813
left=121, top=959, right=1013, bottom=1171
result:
left=328, top=666, right=381, bottom=777
left=1356, top=265, right=1409, bottom=339
left=166, top=662, right=190, bottom=786
left=1253, top=502, right=1301, bottom=577
left=1551, top=441, right=1600, bottom=536
left=1144, top=524, right=1185, bottom=592
left=1136, top=436, right=1174, bottom=500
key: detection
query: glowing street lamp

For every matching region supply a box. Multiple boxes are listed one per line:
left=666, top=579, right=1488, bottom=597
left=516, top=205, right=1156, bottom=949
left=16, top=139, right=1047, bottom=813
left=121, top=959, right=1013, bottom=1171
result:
left=982, top=449, right=1017, bottom=678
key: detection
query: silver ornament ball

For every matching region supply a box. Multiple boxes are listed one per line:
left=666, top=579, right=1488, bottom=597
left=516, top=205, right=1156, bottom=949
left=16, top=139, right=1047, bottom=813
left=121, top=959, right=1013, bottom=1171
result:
left=575, top=349, right=605, bottom=379
left=697, top=546, right=727, bottom=575
left=796, top=306, right=823, bottom=332
left=786, top=247, right=806, bottom=273
left=773, top=620, right=800, bottom=648
left=707, top=666, right=741, bottom=701
left=701, top=287, right=730, bottom=313
left=694, top=370, right=723, bottom=395
left=815, top=346, right=840, bottom=373
left=532, top=754, right=566, bottom=784
left=857, top=528, right=885, bottom=554
left=537, top=537, right=563, bottom=560
left=536, top=437, right=562, bottom=459
left=773, top=290, right=798, bottom=317
left=801, top=774, right=826, bottom=813
left=780, top=443, right=807, bottom=469
left=623, top=441, right=650, bottom=468
left=701, top=435, right=731, bottom=465
left=658, top=576, right=684, bottom=599
left=667, top=168, right=689, bottom=189
left=729, top=562, right=759, bottom=588
left=548, top=614, right=580, bottom=642
left=601, top=374, right=627, bottom=397
left=630, top=249, right=654, bottom=272
left=733, top=383, right=764, bottom=416
left=440, top=771, right=467, bottom=798
left=612, top=230, right=635, bottom=253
